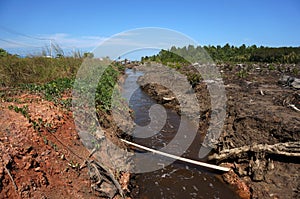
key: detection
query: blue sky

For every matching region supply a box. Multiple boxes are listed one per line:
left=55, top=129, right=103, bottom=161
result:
left=0, top=0, right=299, bottom=58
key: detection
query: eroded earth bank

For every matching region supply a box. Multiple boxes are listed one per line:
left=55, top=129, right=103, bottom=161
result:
left=0, top=89, right=132, bottom=198
left=136, top=62, right=300, bottom=199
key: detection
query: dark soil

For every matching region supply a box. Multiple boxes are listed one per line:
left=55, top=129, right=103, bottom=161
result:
left=136, top=62, right=300, bottom=199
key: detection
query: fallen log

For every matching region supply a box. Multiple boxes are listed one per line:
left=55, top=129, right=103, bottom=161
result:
left=208, top=141, right=300, bottom=161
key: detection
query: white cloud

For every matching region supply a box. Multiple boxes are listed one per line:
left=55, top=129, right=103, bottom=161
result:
left=41, top=33, right=107, bottom=49
left=0, top=33, right=107, bottom=50
left=1, top=28, right=197, bottom=58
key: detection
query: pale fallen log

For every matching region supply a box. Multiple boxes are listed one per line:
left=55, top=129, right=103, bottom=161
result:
left=120, top=139, right=230, bottom=172
left=208, top=141, right=300, bottom=161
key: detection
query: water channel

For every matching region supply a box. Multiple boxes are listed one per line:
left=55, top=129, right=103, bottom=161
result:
left=121, top=69, right=239, bottom=199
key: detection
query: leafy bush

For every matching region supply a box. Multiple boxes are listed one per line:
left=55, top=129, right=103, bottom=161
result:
left=23, top=78, right=74, bottom=99
left=95, top=65, right=120, bottom=112
left=20, top=78, right=74, bottom=108
left=187, top=73, right=202, bottom=87
left=0, top=48, right=11, bottom=57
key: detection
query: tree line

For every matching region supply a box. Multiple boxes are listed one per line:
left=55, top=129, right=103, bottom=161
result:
left=142, top=44, right=300, bottom=64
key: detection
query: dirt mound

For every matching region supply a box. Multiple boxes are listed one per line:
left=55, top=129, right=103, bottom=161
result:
left=0, top=92, right=131, bottom=198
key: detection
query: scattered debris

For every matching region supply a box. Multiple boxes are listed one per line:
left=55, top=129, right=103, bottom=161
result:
left=279, top=75, right=300, bottom=89
left=136, top=62, right=300, bottom=198
left=88, top=160, right=124, bottom=198
left=259, top=89, right=264, bottom=95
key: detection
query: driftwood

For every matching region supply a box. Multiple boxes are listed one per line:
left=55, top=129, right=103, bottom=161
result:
left=88, top=160, right=125, bottom=198
left=208, top=141, right=300, bottom=161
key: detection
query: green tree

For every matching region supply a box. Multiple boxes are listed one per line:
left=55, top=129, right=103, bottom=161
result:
left=0, top=48, right=10, bottom=57
left=83, top=52, right=94, bottom=58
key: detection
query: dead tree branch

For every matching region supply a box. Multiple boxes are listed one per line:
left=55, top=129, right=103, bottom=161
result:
left=208, top=141, right=300, bottom=161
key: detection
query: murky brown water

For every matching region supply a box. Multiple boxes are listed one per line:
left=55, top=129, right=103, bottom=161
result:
left=122, top=69, right=239, bottom=199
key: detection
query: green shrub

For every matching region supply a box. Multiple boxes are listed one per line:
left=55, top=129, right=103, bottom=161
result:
left=268, top=64, right=276, bottom=70
left=237, top=69, right=248, bottom=78
left=22, top=78, right=74, bottom=100
left=1, top=54, right=124, bottom=112
left=95, top=65, right=120, bottom=112
left=187, top=73, right=202, bottom=87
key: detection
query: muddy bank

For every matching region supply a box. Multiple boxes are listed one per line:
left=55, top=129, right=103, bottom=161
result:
left=135, top=62, right=300, bottom=199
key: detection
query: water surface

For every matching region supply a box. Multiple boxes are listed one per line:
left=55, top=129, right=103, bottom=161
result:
left=121, top=69, right=239, bottom=199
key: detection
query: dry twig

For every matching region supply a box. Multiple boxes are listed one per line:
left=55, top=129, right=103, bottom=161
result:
left=4, top=165, right=18, bottom=192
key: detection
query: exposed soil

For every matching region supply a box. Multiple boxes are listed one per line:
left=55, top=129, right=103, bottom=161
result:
left=136, top=62, right=300, bottom=199
left=0, top=90, right=131, bottom=199
left=0, top=62, right=299, bottom=199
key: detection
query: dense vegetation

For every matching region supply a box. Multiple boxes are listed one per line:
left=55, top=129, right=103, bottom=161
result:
left=0, top=55, right=81, bottom=86
left=0, top=48, right=123, bottom=112
left=142, top=44, right=300, bottom=64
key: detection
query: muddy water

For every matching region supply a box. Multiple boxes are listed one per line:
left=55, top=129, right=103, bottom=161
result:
left=121, top=69, right=239, bottom=199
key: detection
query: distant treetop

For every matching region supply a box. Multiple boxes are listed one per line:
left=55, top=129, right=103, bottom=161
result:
left=142, top=44, right=300, bottom=64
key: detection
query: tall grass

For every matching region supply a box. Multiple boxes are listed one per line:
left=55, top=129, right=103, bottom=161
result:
left=0, top=55, right=82, bottom=86
left=1, top=54, right=126, bottom=113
